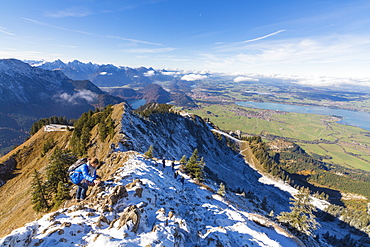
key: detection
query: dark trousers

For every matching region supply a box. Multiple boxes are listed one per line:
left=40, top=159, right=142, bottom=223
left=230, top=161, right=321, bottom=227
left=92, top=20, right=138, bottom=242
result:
left=76, top=182, right=88, bottom=200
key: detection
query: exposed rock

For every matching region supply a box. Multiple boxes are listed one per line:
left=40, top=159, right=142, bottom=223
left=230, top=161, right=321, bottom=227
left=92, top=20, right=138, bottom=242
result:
left=98, top=215, right=110, bottom=225
left=34, top=239, right=44, bottom=246
left=133, top=187, right=143, bottom=198
left=100, top=205, right=113, bottom=213
left=87, top=184, right=106, bottom=201
left=117, top=205, right=141, bottom=233
left=47, top=228, right=62, bottom=237
left=125, top=179, right=142, bottom=189
left=108, top=219, right=119, bottom=229
left=48, top=212, right=61, bottom=221
left=0, top=158, right=17, bottom=187
left=168, top=210, right=175, bottom=219
left=108, top=185, right=128, bottom=205
left=61, top=222, right=71, bottom=228
left=92, top=233, right=101, bottom=242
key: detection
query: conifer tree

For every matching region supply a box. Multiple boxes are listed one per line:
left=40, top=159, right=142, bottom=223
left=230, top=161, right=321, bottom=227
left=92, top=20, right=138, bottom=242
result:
left=144, top=145, right=154, bottom=159
left=41, top=139, right=56, bottom=157
left=79, top=126, right=91, bottom=156
left=269, top=210, right=275, bottom=218
left=99, top=122, right=108, bottom=141
left=217, top=182, right=226, bottom=196
left=53, top=181, right=71, bottom=207
left=277, top=188, right=320, bottom=236
left=179, top=155, right=187, bottom=165
left=45, top=147, right=75, bottom=195
left=185, top=149, right=204, bottom=181
left=30, top=169, right=49, bottom=212
left=107, top=117, right=115, bottom=138
left=188, top=149, right=199, bottom=164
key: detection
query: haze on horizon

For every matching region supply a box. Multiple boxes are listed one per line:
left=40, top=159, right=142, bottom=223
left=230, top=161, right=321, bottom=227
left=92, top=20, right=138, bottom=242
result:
left=1, top=0, right=370, bottom=83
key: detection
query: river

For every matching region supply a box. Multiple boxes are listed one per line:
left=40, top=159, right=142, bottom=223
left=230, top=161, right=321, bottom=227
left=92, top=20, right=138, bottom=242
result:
left=236, top=101, right=370, bottom=131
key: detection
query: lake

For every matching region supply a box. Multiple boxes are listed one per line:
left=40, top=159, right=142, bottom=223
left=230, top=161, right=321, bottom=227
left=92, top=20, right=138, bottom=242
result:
left=236, top=101, right=370, bottom=131
left=127, top=99, right=146, bottom=109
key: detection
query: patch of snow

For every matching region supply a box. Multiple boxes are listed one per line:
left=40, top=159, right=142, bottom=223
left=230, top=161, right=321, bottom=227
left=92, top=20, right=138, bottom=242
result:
left=99, top=72, right=112, bottom=76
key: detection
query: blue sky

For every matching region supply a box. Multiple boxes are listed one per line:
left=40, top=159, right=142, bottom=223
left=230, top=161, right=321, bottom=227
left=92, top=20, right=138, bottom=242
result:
left=1, top=0, right=370, bottom=79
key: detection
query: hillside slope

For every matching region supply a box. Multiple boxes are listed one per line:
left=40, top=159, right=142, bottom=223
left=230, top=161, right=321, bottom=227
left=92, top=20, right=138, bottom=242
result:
left=0, top=104, right=125, bottom=237
left=0, top=151, right=304, bottom=247
left=0, top=129, right=74, bottom=236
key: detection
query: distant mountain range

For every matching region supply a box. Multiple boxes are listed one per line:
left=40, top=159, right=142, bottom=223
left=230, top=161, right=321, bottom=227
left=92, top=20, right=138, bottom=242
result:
left=0, top=59, right=125, bottom=154
left=30, top=59, right=197, bottom=107
left=32, top=59, right=175, bottom=87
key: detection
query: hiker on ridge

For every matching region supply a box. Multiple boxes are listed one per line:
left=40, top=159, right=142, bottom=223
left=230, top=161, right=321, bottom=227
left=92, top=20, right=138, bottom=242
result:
left=74, top=157, right=101, bottom=202
left=171, top=158, right=175, bottom=172
left=162, top=158, right=166, bottom=169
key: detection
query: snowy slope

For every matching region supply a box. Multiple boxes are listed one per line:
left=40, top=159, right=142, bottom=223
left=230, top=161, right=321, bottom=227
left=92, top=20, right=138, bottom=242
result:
left=117, top=105, right=294, bottom=215
left=0, top=152, right=304, bottom=247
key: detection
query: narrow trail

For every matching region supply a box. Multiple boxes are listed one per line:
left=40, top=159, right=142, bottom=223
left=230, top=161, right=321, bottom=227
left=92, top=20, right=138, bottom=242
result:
left=210, top=128, right=256, bottom=169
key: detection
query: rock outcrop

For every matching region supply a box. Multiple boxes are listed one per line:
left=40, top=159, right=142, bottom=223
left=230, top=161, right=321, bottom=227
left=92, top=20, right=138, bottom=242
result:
left=0, top=157, right=16, bottom=187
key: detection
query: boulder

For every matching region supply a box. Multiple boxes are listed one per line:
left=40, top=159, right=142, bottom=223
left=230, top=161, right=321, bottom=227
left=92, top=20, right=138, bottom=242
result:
left=117, top=205, right=141, bottom=233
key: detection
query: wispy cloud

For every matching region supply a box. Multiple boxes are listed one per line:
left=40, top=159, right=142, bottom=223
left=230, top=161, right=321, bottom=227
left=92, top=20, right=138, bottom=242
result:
left=52, top=44, right=77, bottom=48
left=214, top=30, right=286, bottom=51
left=0, top=27, right=16, bottom=36
left=21, top=17, right=93, bottom=35
left=242, top=29, right=286, bottom=43
left=45, top=6, right=92, bottom=18
left=122, top=47, right=176, bottom=53
left=21, top=17, right=162, bottom=46
left=107, top=35, right=162, bottom=46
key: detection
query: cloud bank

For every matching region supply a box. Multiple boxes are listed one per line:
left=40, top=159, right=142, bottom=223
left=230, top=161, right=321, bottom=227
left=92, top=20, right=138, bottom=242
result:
left=55, top=90, right=98, bottom=104
left=233, top=76, right=259, bottom=83
left=181, top=74, right=208, bottom=81
left=144, top=70, right=155, bottom=77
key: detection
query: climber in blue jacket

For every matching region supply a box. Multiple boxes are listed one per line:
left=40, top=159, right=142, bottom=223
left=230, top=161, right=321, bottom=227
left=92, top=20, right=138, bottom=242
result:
left=74, top=157, right=101, bottom=202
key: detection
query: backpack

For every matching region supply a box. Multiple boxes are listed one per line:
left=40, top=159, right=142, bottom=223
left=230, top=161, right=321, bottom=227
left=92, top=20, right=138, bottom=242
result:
left=68, top=158, right=87, bottom=184
left=68, top=158, right=88, bottom=173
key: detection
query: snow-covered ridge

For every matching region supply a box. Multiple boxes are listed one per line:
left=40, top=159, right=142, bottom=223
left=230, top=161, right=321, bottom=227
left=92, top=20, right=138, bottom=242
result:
left=0, top=152, right=303, bottom=247
left=117, top=106, right=295, bottom=215
left=0, top=59, right=67, bottom=82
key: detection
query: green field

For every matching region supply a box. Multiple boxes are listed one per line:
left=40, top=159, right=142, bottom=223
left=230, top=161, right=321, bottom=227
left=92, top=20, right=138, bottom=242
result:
left=190, top=103, right=370, bottom=172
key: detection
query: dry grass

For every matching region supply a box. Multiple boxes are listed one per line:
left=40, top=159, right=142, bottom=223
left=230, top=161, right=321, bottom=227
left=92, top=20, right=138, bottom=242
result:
left=0, top=130, right=73, bottom=237
left=0, top=103, right=127, bottom=238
